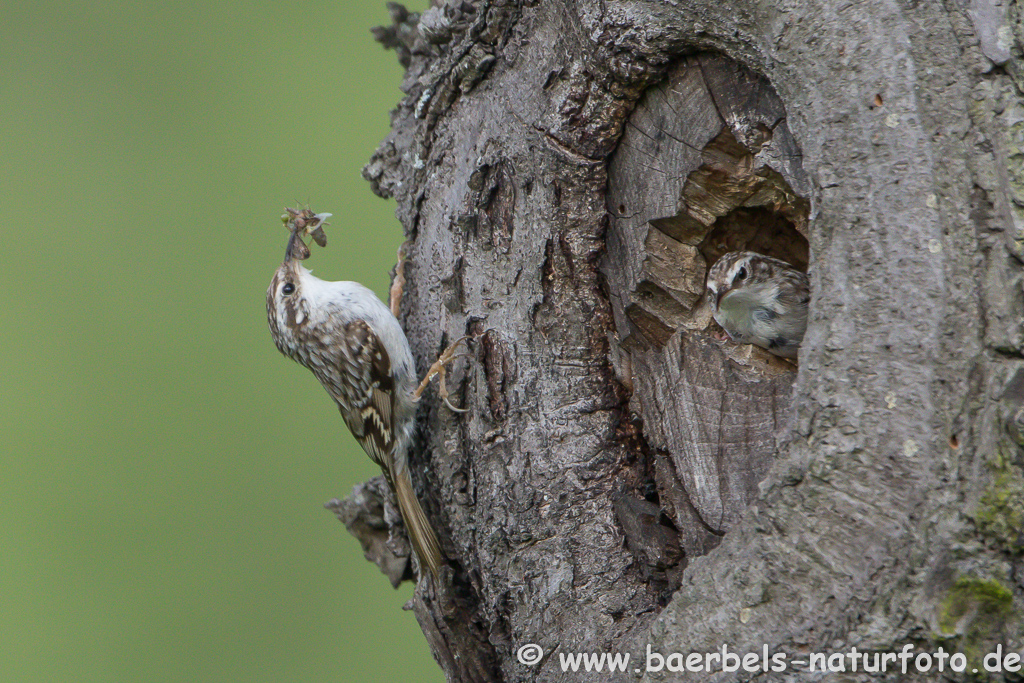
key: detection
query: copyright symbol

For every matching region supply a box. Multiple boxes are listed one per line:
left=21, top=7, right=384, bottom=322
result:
left=517, top=643, right=543, bottom=666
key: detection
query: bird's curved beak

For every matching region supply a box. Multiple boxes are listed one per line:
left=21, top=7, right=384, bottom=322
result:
left=284, top=229, right=307, bottom=262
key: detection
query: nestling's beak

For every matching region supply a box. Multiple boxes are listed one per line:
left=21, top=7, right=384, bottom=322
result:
left=708, top=284, right=728, bottom=309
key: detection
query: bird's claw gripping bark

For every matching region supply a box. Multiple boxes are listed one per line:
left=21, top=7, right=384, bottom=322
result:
left=414, top=337, right=472, bottom=413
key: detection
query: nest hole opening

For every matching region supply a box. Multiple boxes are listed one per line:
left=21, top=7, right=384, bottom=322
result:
left=698, top=207, right=809, bottom=275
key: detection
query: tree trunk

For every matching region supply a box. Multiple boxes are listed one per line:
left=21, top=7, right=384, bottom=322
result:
left=342, top=0, right=1024, bottom=680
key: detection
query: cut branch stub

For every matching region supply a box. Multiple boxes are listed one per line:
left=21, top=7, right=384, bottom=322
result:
left=603, top=52, right=811, bottom=568
left=326, top=479, right=412, bottom=588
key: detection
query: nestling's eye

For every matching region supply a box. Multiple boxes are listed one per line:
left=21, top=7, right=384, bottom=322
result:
left=282, top=282, right=296, bottom=296
left=735, top=266, right=747, bottom=282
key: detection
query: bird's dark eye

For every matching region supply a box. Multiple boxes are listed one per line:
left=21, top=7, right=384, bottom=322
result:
left=282, top=282, right=296, bottom=296
left=735, top=267, right=747, bottom=282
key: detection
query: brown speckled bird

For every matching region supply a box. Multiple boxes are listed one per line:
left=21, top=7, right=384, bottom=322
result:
left=267, top=209, right=458, bottom=578
left=706, top=251, right=809, bottom=359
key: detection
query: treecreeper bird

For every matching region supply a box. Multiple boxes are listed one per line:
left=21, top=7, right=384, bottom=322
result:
left=706, top=251, right=810, bottom=359
left=266, top=208, right=465, bottom=579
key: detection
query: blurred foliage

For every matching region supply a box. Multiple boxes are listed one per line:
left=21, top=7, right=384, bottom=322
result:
left=0, top=1, right=442, bottom=681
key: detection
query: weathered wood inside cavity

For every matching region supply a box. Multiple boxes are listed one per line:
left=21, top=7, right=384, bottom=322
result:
left=629, top=333, right=793, bottom=543
left=604, top=53, right=810, bottom=558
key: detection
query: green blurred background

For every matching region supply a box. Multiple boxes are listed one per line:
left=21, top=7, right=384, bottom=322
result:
left=1, top=1, right=444, bottom=681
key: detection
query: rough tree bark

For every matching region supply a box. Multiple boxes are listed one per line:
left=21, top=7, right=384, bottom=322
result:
left=336, top=0, right=1024, bottom=680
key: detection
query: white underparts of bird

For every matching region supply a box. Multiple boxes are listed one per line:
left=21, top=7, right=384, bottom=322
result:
left=705, top=251, right=809, bottom=359
left=266, top=208, right=457, bottom=578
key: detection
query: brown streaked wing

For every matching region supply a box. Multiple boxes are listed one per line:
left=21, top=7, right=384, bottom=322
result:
left=775, top=268, right=810, bottom=306
left=337, top=320, right=398, bottom=476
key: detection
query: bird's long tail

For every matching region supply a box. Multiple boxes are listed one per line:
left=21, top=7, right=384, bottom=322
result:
left=393, top=469, right=443, bottom=578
